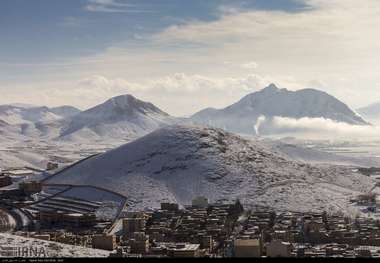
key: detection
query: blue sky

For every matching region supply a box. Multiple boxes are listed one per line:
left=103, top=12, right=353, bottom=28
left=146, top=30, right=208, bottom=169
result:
left=0, top=0, right=305, bottom=64
left=1, top=0, right=380, bottom=116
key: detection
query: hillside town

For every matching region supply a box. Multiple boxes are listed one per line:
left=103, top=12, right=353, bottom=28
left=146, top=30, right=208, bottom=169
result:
left=2, top=164, right=380, bottom=258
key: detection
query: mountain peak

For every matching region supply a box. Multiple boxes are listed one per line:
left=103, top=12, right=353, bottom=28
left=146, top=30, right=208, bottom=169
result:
left=102, top=94, right=169, bottom=117
left=108, top=94, right=137, bottom=106
left=261, top=83, right=280, bottom=94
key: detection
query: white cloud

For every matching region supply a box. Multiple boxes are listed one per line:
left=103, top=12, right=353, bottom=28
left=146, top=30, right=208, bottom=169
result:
left=0, top=74, right=272, bottom=116
left=49, top=0, right=380, bottom=111
left=241, top=62, right=259, bottom=70
left=257, top=116, right=380, bottom=140
left=84, top=0, right=152, bottom=13
left=146, top=0, right=380, bottom=108
left=72, top=73, right=270, bottom=116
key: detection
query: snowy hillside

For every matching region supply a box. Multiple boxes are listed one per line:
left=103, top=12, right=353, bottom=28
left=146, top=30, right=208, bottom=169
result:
left=58, top=94, right=177, bottom=142
left=46, top=125, right=375, bottom=214
left=191, top=84, right=369, bottom=135
left=49, top=106, right=81, bottom=118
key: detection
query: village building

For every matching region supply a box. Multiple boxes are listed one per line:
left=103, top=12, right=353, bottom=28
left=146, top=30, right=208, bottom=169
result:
left=46, top=162, right=59, bottom=171
left=166, top=243, right=202, bottom=258
left=0, top=174, right=12, bottom=188
left=160, top=203, right=179, bottom=212
left=19, top=181, right=42, bottom=195
left=192, top=196, right=208, bottom=208
left=92, top=234, right=117, bottom=251
left=38, top=211, right=96, bottom=228
left=266, top=240, right=293, bottom=257
left=234, top=239, right=261, bottom=257
left=129, top=232, right=150, bottom=254
left=123, top=217, right=146, bottom=238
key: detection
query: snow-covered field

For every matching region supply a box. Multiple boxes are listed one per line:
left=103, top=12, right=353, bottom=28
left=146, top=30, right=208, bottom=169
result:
left=0, top=233, right=110, bottom=257
left=265, top=140, right=380, bottom=167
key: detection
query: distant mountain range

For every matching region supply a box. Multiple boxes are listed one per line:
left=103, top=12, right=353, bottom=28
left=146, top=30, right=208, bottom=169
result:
left=191, top=84, right=369, bottom=135
left=0, top=96, right=177, bottom=143
left=0, top=105, right=80, bottom=125
left=0, top=84, right=371, bottom=143
left=0, top=105, right=82, bottom=139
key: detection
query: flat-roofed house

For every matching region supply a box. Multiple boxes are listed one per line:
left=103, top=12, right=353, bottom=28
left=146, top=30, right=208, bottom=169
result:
left=234, top=239, right=261, bottom=257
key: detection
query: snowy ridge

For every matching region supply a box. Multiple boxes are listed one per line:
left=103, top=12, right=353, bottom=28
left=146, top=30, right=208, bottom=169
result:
left=0, top=105, right=80, bottom=125
left=46, top=125, right=375, bottom=214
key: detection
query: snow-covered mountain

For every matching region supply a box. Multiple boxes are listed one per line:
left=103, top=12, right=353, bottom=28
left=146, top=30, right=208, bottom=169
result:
left=191, top=84, right=369, bottom=135
left=0, top=95, right=176, bottom=143
left=357, top=102, right=380, bottom=124
left=46, top=125, right=374, bottom=214
left=58, top=94, right=176, bottom=142
left=0, top=105, right=66, bottom=125
left=0, top=104, right=82, bottom=139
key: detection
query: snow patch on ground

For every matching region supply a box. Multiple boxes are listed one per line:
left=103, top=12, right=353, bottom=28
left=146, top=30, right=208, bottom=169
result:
left=0, top=233, right=110, bottom=257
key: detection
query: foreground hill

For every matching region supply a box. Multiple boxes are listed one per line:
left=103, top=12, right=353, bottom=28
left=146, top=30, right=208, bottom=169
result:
left=191, top=84, right=369, bottom=135
left=46, top=125, right=374, bottom=214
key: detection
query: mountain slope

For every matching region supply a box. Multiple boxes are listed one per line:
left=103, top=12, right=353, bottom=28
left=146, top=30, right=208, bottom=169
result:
left=191, top=84, right=369, bottom=135
left=58, top=94, right=176, bottom=142
left=357, top=102, right=380, bottom=124
left=46, top=125, right=374, bottom=214
left=50, top=106, right=81, bottom=118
